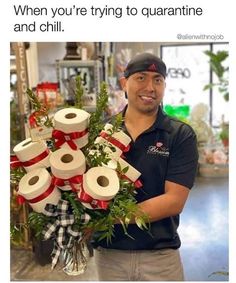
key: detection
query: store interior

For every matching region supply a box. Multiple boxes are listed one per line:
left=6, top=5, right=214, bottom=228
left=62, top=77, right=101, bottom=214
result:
left=10, top=42, right=229, bottom=281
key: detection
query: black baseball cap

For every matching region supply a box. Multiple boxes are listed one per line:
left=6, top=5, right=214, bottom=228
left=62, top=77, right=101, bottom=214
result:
left=124, top=53, right=167, bottom=79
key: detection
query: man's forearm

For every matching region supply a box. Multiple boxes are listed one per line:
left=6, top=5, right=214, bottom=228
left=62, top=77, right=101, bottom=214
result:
left=136, top=181, right=190, bottom=223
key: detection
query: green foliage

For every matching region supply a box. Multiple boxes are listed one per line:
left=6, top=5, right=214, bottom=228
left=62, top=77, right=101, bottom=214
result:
left=86, top=143, right=112, bottom=168
left=204, top=50, right=229, bottom=101
left=28, top=212, right=53, bottom=239
left=86, top=82, right=109, bottom=147
left=85, top=179, right=150, bottom=244
left=62, top=191, right=87, bottom=225
left=110, top=112, right=124, bottom=133
left=75, top=76, right=84, bottom=109
left=26, top=88, right=42, bottom=111
left=219, top=122, right=229, bottom=140
left=26, top=88, right=54, bottom=127
left=10, top=222, right=28, bottom=246
left=10, top=167, right=26, bottom=185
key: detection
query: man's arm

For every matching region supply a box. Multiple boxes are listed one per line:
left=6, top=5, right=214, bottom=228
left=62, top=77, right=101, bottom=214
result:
left=137, top=180, right=190, bottom=222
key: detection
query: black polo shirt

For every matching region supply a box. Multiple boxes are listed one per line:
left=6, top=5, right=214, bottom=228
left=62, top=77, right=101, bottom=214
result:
left=93, top=106, right=199, bottom=250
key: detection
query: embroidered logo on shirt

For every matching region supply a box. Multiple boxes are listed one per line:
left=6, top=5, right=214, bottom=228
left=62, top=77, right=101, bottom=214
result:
left=147, top=142, right=169, bottom=156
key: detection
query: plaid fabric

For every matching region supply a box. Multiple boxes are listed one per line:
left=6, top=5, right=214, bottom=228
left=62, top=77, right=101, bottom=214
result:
left=42, top=199, right=90, bottom=269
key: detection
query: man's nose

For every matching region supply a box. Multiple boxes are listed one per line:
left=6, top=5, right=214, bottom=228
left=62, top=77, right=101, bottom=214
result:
left=145, top=78, right=155, bottom=92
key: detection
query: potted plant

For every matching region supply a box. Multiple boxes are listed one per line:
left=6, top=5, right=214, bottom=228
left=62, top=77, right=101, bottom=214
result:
left=219, top=122, right=229, bottom=147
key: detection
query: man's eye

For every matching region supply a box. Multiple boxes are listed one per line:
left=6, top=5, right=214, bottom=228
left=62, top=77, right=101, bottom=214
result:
left=155, top=78, right=163, bottom=83
left=137, top=76, right=145, bottom=81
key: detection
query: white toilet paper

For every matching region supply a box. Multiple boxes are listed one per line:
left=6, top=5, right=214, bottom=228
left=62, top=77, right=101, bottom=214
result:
left=83, top=167, right=120, bottom=201
left=95, top=123, right=131, bottom=160
left=102, top=123, right=131, bottom=148
left=118, top=157, right=141, bottom=182
left=49, top=148, right=86, bottom=191
left=18, top=168, right=61, bottom=214
left=95, top=136, right=122, bottom=159
left=13, top=138, right=51, bottom=172
left=53, top=108, right=90, bottom=149
left=77, top=184, right=110, bottom=210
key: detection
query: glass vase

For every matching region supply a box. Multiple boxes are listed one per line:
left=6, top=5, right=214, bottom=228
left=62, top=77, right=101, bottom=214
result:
left=62, top=240, right=90, bottom=276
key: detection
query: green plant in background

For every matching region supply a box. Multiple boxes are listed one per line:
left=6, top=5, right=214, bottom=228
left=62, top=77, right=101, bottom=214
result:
left=203, top=50, right=229, bottom=101
left=204, top=50, right=229, bottom=145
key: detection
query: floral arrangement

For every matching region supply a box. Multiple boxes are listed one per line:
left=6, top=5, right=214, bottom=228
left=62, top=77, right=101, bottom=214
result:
left=10, top=76, right=149, bottom=275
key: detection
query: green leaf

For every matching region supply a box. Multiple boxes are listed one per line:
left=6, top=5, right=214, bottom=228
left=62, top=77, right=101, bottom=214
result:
left=122, top=166, right=129, bottom=174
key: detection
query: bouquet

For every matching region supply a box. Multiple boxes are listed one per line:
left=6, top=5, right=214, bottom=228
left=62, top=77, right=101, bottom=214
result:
left=10, top=77, right=149, bottom=275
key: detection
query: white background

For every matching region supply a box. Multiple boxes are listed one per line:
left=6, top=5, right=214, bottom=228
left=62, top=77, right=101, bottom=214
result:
left=1, top=0, right=235, bottom=282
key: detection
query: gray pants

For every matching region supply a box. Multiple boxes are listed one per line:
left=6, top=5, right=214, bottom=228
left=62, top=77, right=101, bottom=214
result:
left=94, top=247, right=184, bottom=281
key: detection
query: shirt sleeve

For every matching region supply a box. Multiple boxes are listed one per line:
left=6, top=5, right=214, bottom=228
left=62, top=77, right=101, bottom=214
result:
left=165, top=124, right=199, bottom=189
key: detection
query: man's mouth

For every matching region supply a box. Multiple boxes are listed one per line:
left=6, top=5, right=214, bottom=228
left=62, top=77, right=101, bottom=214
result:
left=139, top=95, right=156, bottom=102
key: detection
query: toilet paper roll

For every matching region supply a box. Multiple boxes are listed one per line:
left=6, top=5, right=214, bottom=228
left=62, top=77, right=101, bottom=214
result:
left=118, top=158, right=141, bottom=182
left=50, top=148, right=86, bottom=180
left=77, top=185, right=109, bottom=210
left=103, top=123, right=131, bottom=148
left=83, top=167, right=120, bottom=201
left=13, top=138, right=51, bottom=172
left=58, top=134, right=89, bottom=150
left=102, top=159, right=117, bottom=170
left=54, top=108, right=90, bottom=132
left=96, top=124, right=131, bottom=159
left=18, top=168, right=61, bottom=214
left=94, top=136, right=122, bottom=160
left=53, top=108, right=90, bottom=149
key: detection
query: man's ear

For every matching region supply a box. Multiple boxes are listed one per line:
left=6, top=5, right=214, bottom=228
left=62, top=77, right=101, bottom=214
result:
left=119, top=76, right=127, bottom=91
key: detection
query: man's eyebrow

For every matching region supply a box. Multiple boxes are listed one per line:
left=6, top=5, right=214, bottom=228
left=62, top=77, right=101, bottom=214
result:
left=134, top=72, right=163, bottom=78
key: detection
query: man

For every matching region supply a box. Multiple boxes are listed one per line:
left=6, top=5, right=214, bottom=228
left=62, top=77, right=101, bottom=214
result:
left=93, top=53, right=199, bottom=281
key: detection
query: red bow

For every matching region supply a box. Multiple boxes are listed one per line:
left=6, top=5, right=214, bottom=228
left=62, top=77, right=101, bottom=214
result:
left=17, top=182, right=55, bottom=205
left=78, top=185, right=109, bottom=210
left=52, top=129, right=88, bottom=150
left=10, top=149, right=50, bottom=169
left=100, top=131, right=130, bottom=152
left=52, top=175, right=83, bottom=192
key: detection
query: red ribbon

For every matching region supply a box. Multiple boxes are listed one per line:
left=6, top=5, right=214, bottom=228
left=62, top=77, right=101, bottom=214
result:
left=120, top=174, right=143, bottom=189
left=10, top=149, right=50, bottom=169
left=100, top=131, right=130, bottom=152
left=52, top=129, right=88, bottom=150
left=52, top=175, right=83, bottom=192
left=78, top=185, right=109, bottom=210
left=17, top=182, right=55, bottom=205
left=29, top=109, right=48, bottom=128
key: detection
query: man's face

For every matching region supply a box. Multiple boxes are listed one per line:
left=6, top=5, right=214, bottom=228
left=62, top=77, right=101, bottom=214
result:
left=121, top=71, right=166, bottom=115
